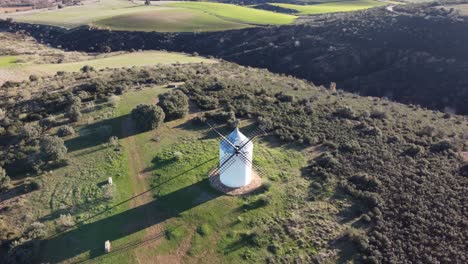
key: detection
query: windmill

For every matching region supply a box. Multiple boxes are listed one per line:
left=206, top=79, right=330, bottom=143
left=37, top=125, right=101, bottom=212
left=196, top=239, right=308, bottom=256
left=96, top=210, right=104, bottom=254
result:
left=205, top=121, right=266, bottom=190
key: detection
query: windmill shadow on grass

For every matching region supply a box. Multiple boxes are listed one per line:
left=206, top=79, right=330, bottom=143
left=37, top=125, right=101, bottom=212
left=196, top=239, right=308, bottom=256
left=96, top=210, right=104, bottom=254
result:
left=40, top=178, right=220, bottom=263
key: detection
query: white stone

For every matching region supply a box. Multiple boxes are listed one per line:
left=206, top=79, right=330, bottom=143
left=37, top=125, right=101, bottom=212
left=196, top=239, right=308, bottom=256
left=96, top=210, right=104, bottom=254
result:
left=104, top=240, right=111, bottom=253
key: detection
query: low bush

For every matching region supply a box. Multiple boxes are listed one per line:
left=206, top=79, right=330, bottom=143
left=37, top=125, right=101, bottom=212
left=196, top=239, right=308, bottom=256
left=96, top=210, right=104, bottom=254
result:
left=196, top=224, right=211, bottom=237
left=56, top=125, right=75, bottom=137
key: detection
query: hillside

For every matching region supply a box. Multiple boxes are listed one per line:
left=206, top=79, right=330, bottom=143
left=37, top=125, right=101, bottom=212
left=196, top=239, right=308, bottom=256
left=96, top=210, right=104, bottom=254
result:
left=3, top=2, right=468, bottom=114
left=0, top=36, right=467, bottom=263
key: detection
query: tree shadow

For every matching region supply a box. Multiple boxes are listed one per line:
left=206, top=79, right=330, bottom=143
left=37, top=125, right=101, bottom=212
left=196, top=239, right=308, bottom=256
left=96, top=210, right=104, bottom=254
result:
left=40, top=178, right=219, bottom=263
left=65, top=114, right=138, bottom=152
left=0, top=183, right=32, bottom=203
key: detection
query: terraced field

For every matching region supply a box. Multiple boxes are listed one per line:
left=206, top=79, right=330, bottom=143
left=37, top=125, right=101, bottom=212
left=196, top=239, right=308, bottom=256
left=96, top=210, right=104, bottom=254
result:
left=5, top=0, right=296, bottom=32
left=272, top=0, right=385, bottom=15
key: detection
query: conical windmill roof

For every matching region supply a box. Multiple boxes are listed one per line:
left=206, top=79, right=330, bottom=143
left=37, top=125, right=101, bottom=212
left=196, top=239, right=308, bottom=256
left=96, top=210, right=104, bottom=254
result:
left=220, top=128, right=251, bottom=153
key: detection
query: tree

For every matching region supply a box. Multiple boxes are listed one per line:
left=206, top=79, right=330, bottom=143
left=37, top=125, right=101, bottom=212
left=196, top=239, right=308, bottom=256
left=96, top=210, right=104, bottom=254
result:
left=40, top=136, right=68, bottom=163
left=158, top=90, right=189, bottom=121
left=0, top=167, right=11, bottom=191
left=67, top=105, right=82, bottom=122
left=144, top=0, right=151, bottom=5
left=19, top=124, right=40, bottom=139
left=131, top=104, right=165, bottom=132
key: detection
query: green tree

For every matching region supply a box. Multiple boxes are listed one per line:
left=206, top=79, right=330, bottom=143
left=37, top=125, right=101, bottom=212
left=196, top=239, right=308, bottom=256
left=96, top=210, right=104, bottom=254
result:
left=40, top=136, right=68, bottom=162
left=158, top=90, right=189, bottom=121
left=67, top=105, right=82, bottom=122
left=131, top=104, right=165, bottom=132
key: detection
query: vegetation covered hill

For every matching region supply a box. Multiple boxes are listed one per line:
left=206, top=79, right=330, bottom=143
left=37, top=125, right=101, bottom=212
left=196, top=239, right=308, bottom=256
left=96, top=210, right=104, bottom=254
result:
left=3, top=2, right=468, bottom=114
left=0, top=54, right=466, bottom=263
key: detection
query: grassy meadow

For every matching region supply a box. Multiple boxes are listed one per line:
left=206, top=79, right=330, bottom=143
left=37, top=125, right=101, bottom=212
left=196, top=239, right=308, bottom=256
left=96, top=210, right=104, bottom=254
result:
left=93, top=8, right=249, bottom=32
left=37, top=84, right=308, bottom=263
left=272, top=0, right=385, bottom=15
left=165, top=2, right=297, bottom=25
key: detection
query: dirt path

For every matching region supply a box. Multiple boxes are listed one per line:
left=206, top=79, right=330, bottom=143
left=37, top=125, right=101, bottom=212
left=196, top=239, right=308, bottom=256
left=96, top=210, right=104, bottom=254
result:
left=120, top=116, right=168, bottom=263
left=120, top=115, right=193, bottom=263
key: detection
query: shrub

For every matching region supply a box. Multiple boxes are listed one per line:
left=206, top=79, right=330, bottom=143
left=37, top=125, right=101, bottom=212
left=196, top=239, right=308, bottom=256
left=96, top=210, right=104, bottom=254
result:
left=196, top=224, right=211, bottom=236
left=28, top=179, right=42, bottom=191
left=173, top=151, right=183, bottom=161
left=370, top=109, right=388, bottom=119
left=57, top=214, right=75, bottom=229
left=196, top=95, right=218, bottom=110
left=107, top=95, right=120, bottom=107
left=25, top=222, right=47, bottom=240
left=19, top=124, right=40, bottom=139
left=262, top=180, right=272, bottom=191
left=131, top=104, right=165, bottom=132
left=343, top=228, right=369, bottom=251
left=102, top=184, right=116, bottom=200
left=349, top=173, right=381, bottom=192
left=40, top=136, right=68, bottom=162
left=403, top=144, right=423, bottom=157
left=158, top=90, right=189, bottom=121
left=430, top=140, right=453, bottom=152
left=80, top=65, right=95, bottom=73
left=339, top=140, right=361, bottom=153
left=56, top=125, right=75, bottom=137
left=29, top=75, right=38, bottom=82
left=315, top=153, right=338, bottom=168
left=0, top=167, right=11, bottom=191
left=39, top=117, right=56, bottom=130
left=334, top=106, right=355, bottom=119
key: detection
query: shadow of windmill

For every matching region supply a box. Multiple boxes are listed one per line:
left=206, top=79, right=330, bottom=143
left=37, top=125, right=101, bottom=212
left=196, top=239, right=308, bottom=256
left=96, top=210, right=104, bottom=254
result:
left=40, top=177, right=220, bottom=263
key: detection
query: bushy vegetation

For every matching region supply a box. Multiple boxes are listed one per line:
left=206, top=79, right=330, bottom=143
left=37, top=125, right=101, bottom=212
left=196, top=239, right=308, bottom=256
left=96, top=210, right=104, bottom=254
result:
left=131, top=104, right=165, bottom=132
left=157, top=90, right=189, bottom=121
left=0, top=62, right=466, bottom=263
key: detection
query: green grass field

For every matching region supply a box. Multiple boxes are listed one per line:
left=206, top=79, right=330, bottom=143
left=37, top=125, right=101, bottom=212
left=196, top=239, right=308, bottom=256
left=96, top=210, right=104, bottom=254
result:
left=272, top=0, right=385, bottom=15
left=0, top=56, right=17, bottom=67
left=93, top=8, right=249, bottom=32
left=7, top=0, right=296, bottom=32
left=165, top=2, right=297, bottom=25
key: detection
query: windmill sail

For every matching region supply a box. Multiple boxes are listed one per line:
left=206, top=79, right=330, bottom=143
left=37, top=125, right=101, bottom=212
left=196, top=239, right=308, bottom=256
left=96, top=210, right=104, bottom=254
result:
left=204, top=119, right=266, bottom=187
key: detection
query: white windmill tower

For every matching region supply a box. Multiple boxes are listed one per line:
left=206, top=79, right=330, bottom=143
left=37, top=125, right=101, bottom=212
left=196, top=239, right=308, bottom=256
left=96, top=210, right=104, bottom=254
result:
left=205, top=122, right=265, bottom=190
left=219, top=128, right=254, bottom=188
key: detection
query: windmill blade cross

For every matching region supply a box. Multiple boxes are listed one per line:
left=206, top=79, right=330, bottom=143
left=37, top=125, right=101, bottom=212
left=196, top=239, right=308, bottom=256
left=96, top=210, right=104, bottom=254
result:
left=205, top=121, right=238, bottom=151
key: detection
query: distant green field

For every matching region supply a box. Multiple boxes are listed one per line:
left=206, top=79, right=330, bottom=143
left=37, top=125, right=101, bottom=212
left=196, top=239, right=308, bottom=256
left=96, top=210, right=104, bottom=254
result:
left=272, top=0, right=385, bottom=15
left=94, top=8, right=249, bottom=32
left=8, top=0, right=296, bottom=32
left=165, top=2, right=297, bottom=25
